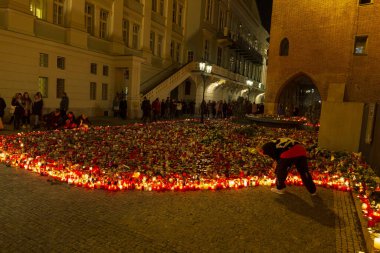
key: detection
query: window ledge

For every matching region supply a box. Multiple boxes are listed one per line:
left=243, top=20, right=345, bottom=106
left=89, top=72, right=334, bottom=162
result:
left=353, top=53, right=368, bottom=56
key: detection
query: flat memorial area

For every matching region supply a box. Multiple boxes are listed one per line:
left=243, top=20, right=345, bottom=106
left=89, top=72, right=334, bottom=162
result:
left=0, top=119, right=369, bottom=252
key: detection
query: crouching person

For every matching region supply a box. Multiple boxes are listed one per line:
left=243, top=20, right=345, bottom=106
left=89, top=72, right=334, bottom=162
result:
left=261, top=138, right=317, bottom=195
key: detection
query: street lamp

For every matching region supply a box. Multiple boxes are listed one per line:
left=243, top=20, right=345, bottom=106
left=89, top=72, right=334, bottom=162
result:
left=199, top=62, right=212, bottom=123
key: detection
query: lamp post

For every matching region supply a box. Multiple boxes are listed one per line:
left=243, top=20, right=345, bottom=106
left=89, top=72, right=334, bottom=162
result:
left=199, top=62, right=212, bottom=123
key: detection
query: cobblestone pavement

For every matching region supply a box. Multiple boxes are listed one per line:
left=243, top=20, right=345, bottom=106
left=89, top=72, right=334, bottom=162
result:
left=0, top=164, right=366, bottom=253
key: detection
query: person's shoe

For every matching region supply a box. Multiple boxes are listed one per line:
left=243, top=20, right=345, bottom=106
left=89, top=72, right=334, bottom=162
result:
left=271, top=188, right=286, bottom=194
left=311, top=192, right=317, bottom=196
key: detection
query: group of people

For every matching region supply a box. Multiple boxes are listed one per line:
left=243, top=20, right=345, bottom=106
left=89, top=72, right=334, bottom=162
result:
left=141, top=97, right=196, bottom=123
left=0, top=91, right=90, bottom=131
left=40, top=92, right=90, bottom=130
left=1, top=91, right=45, bottom=130
left=43, top=109, right=90, bottom=130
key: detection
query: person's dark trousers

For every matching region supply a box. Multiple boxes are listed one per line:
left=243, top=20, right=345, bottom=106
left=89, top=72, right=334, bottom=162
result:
left=276, top=156, right=316, bottom=193
left=13, top=114, right=21, bottom=130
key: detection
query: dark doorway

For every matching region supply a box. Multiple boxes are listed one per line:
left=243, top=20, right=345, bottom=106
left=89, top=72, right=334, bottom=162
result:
left=277, top=75, right=321, bottom=123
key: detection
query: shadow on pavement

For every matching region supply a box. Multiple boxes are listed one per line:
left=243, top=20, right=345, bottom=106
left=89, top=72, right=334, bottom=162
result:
left=275, top=192, right=342, bottom=228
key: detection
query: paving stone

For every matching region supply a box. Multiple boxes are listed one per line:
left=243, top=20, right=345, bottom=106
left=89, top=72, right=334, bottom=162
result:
left=0, top=164, right=367, bottom=252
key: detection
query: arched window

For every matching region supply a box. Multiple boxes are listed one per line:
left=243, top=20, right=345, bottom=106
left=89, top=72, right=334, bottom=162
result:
left=280, top=38, right=289, bottom=56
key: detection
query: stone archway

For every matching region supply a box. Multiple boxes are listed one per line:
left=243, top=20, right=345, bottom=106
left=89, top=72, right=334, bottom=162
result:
left=277, top=74, right=321, bottom=123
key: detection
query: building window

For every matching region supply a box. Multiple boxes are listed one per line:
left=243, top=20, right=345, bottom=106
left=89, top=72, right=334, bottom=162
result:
left=159, top=0, right=164, bottom=16
left=172, top=0, right=177, bottom=23
left=90, top=82, right=96, bottom=100
left=152, top=0, right=157, bottom=12
left=204, top=40, right=209, bottom=61
left=53, top=0, right=64, bottom=25
left=85, top=3, right=94, bottom=35
left=178, top=4, right=183, bottom=26
left=187, top=51, right=194, bottom=62
left=56, top=78, right=65, bottom=98
left=185, top=81, right=191, bottom=95
left=150, top=31, right=155, bottom=54
left=279, top=38, right=289, bottom=56
left=38, top=77, right=48, bottom=98
left=39, top=53, right=48, bottom=67
left=218, top=9, right=225, bottom=31
left=157, top=34, right=163, bottom=57
left=91, top=63, right=97, bottom=74
left=102, top=83, right=108, bottom=100
left=132, top=24, right=140, bottom=49
left=170, top=41, right=175, bottom=59
left=103, top=65, right=109, bottom=76
left=354, top=36, right=368, bottom=54
left=217, top=47, right=222, bottom=66
left=99, top=9, right=108, bottom=39
left=359, top=0, right=372, bottom=4
left=30, top=0, right=47, bottom=20
left=123, top=19, right=129, bottom=46
left=57, top=56, right=65, bottom=70
left=205, top=0, right=213, bottom=22
left=176, top=43, right=181, bottom=62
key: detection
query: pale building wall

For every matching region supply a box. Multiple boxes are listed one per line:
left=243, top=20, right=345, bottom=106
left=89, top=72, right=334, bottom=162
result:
left=0, top=29, right=115, bottom=118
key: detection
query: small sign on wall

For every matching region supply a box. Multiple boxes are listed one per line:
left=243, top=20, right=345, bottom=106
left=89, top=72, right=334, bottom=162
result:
left=365, top=103, right=377, bottom=144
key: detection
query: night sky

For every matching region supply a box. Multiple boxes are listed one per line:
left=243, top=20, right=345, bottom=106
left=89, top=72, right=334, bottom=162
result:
left=256, top=0, right=273, bottom=33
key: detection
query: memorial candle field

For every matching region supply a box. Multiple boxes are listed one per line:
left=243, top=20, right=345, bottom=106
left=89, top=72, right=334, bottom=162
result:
left=0, top=120, right=374, bottom=193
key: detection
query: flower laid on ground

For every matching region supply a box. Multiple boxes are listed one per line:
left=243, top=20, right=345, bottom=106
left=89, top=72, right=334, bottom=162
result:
left=0, top=119, right=375, bottom=193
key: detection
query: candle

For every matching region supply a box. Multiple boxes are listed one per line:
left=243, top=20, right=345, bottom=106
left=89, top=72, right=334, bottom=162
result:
left=374, top=237, right=380, bottom=249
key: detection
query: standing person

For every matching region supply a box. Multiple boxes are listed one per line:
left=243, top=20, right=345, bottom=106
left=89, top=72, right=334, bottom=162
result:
left=32, top=92, right=44, bottom=129
left=151, top=98, right=161, bottom=122
left=160, top=99, right=166, bottom=119
left=141, top=97, right=151, bottom=123
left=21, top=92, right=32, bottom=129
left=11, top=93, right=24, bottom=130
left=261, top=138, right=317, bottom=195
left=60, top=92, right=69, bottom=116
left=119, top=96, right=127, bottom=119
left=112, top=93, right=120, bottom=117
left=0, top=94, right=6, bottom=130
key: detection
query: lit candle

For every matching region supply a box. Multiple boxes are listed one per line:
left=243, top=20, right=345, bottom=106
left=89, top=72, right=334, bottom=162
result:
left=374, top=237, right=380, bottom=249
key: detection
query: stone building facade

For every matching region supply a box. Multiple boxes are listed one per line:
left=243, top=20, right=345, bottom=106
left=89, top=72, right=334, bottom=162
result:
left=266, top=0, right=380, bottom=171
left=0, top=0, right=268, bottom=119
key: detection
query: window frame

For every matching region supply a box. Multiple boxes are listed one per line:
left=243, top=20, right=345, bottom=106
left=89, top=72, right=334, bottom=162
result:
left=53, top=0, right=64, bottom=25
left=91, top=63, right=97, bottom=74
left=85, top=2, right=94, bottom=35
left=279, top=38, right=289, bottom=56
left=99, top=9, right=109, bottom=39
left=359, top=0, right=372, bottom=4
left=39, top=53, right=48, bottom=67
left=123, top=19, right=130, bottom=46
left=30, top=0, right=47, bottom=20
left=354, top=35, right=368, bottom=55
left=103, top=65, right=109, bottom=76
left=57, top=56, right=65, bottom=70
left=132, top=23, right=140, bottom=49
left=38, top=76, right=48, bottom=98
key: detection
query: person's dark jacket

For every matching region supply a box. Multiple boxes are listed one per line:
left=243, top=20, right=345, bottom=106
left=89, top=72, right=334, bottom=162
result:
left=262, top=138, right=299, bottom=161
left=0, top=97, right=6, bottom=117
left=32, top=99, right=43, bottom=116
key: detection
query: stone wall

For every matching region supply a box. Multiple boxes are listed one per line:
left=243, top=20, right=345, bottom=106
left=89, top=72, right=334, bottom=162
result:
left=360, top=103, right=380, bottom=175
